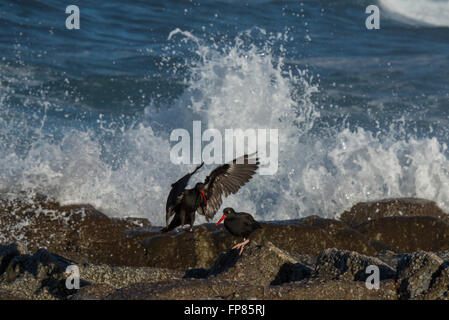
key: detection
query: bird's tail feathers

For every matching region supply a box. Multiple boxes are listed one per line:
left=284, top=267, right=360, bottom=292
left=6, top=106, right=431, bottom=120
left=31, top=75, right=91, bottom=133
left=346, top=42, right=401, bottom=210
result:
left=191, top=162, right=204, bottom=175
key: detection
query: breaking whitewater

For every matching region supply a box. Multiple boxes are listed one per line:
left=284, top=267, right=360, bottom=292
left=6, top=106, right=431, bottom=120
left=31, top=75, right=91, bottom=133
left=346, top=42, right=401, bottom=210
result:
left=1, top=29, right=449, bottom=227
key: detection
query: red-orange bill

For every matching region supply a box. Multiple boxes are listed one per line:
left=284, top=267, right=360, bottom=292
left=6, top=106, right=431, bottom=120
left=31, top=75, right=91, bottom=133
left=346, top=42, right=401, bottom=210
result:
left=216, top=215, right=227, bottom=226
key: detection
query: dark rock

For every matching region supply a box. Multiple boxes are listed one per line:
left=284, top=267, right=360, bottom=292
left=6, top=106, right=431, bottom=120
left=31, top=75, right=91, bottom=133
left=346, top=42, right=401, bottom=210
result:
left=314, top=248, right=396, bottom=281
left=183, top=268, right=209, bottom=279
left=104, top=278, right=398, bottom=300
left=340, top=198, right=449, bottom=227
left=436, top=250, right=449, bottom=262
left=375, top=250, right=405, bottom=270
left=356, top=216, right=449, bottom=253
left=142, top=224, right=218, bottom=270
left=0, top=247, right=82, bottom=299
left=0, top=244, right=184, bottom=300
left=251, top=215, right=376, bottom=256
left=207, top=241, right=312, bottom=286
left=396, top=252, right=449, bottom=300
left=369, top=241, right=401, bottom=253
left=3, top=248, right=74, bottom=282
left=267, top=279, right=398, bottom=300
left=68, top=284, right=116, bottom=300
left=271, top=262, right=312, bottom=286
left=0, top=289, right=27, bottom=300
left=3, top=195, right=449, bottom=301
left=290, top=254, right=316, bottom=267
left=0, top=197, right=153, bottom=266
left=143, top=216, right=377, bottom=271
left=104, top=278, right=245, bottom=300
left=0, top=243, right=24, bottom=275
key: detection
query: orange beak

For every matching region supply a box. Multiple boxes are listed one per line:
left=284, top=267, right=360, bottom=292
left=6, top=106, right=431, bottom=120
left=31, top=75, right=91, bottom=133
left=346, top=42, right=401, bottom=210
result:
left=216, top=214, right=227, bottom=226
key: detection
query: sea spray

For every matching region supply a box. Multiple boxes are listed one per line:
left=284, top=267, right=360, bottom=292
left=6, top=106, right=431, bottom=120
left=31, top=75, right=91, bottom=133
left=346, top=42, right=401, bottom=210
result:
left=1, top=29, right=449, bottom=225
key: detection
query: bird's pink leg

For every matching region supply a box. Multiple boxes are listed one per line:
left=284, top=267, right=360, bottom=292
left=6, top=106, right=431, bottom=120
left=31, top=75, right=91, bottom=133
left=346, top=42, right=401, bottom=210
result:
left=232, top=238, right=249, bottom=255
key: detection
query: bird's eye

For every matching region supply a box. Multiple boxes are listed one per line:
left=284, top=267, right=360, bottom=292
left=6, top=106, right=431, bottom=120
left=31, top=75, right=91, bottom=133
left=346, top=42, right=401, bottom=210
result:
left=227, top=210, right=231, bottom=213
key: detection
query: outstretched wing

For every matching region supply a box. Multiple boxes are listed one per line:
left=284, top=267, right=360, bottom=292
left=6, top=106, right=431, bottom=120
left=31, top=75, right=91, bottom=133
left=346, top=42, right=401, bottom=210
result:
left=166, top=163, right=203, bottom=226
left=165, top=192, right=184, bottom=227
left=197, top=154, right=259, bottom=220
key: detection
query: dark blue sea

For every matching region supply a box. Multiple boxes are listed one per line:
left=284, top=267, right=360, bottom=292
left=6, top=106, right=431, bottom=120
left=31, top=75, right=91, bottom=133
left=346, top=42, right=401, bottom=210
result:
left=0, top=0, right=448, bottom=224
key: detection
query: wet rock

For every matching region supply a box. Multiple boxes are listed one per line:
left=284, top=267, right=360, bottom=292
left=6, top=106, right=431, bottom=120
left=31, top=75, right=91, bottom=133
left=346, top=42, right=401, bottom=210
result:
left=207, top=241, right=312, bottom=286
left=0, top=197, right=153, bottom=266
left=142, top=224, right=218, bottom=270
left=340, top=198, right=449, bottom=227
left=3, top=194, right=449, bottom=301
left=0, top=196, right=385, bottom=272
left=396, top=252, right=449, bottom=300
left=145, top=216, right=377, bottom=271
left=142, top=198, right=448, bottom=272
left=314, top=248, right=396, bottom=281
left=355, top=216, right=449, bottom=253
left=257, top=216, right=376, bottom=256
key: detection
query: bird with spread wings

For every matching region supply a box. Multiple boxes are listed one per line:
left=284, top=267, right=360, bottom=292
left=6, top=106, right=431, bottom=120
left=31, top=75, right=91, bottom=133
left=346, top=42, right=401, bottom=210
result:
left=162, top=153, right=259, bottom=232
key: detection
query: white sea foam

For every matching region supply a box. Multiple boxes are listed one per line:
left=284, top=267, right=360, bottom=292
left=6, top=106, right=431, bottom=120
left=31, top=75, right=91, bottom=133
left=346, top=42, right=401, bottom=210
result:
left=1, top=29, right=449, bottom=226
left=380, top=0, right=449, bottom=27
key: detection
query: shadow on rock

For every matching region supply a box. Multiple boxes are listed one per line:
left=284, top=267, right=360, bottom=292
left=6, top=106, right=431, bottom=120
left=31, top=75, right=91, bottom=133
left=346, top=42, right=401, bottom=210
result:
left=183, top=241, right=313, bottom=287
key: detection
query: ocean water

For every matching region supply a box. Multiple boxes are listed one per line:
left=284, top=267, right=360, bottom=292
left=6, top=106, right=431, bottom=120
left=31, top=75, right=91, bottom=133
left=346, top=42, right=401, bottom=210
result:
left=0, top=0, right=448, bottom=225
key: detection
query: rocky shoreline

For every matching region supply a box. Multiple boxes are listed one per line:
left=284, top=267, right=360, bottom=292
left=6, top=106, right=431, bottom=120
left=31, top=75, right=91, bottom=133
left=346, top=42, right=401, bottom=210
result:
left=1, top=195, right=449, bottom=300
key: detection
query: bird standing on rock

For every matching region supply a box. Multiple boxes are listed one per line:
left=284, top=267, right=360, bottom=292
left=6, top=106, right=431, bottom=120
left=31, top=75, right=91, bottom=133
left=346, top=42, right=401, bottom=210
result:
left=216, top=207, right=262, bottom=255
left=162, top=154, right=259, bottom=233
left=165, top=162, right=204, bottom=227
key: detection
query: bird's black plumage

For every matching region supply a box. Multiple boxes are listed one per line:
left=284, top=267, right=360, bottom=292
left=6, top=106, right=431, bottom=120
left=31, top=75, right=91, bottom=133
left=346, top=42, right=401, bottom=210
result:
left=165, top=162, right=203, bottom=227
left=216, top=207, right=261, bottom=255
left=219, top=207, right=261, bottom=237
left=162, top=154, right=259, bottom=233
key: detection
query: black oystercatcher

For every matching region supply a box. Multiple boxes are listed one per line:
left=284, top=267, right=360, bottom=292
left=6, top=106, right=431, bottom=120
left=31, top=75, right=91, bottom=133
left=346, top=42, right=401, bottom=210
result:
left=162, top=154, right=259, bottom=233
left=216, top=207, right=262, bottom=255
left=165, top=162, right=204, bottom=227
